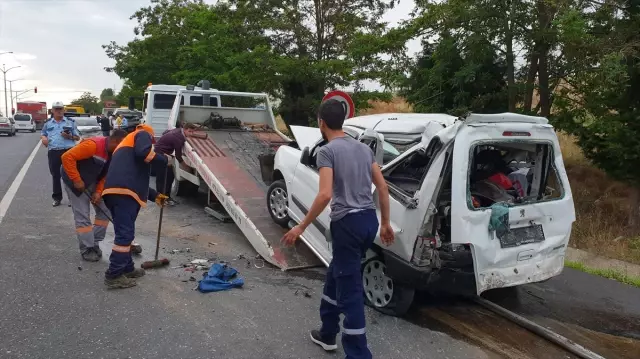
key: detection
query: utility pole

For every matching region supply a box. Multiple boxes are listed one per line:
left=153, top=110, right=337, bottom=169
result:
left=8, top=79, right=23, bottom=115
left=0, top=52, right=14, bottom=116
left=1, top=64, right=21, bottom=118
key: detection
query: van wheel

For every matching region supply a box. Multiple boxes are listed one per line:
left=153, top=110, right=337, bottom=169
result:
left=362, top=257, right=415, bottom=317
left=267, top=180, right=290, bottom=228
left=172, top=177, right=198, bottom=197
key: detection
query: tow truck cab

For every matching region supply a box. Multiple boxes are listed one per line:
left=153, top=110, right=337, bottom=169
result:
left=142, top=82, right=222, bottom=136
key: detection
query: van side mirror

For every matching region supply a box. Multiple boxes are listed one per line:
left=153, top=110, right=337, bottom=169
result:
left=300, top=147, right=311, bottom=166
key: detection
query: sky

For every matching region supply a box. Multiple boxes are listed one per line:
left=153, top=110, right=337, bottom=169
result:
left=0, top=0, right=418, bottom=116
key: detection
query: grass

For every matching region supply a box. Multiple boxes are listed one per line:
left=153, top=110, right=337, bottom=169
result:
left=565, top=260, right=640, bottom=288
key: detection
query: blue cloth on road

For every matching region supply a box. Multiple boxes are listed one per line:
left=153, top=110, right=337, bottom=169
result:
left=198, top=263, right=244, bottom=293
left=41, top=117, right=79, bottom=150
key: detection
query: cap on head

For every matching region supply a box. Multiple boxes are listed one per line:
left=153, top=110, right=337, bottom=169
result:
left=52, top=101, right=64, bottom=109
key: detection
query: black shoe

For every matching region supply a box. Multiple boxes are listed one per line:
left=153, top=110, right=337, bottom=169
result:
left=166, top=198, right=178, bottom=206
left=52, top=199, right=61, bottom=207
left=310, top=330, right=337, bottom=351
left=94, top=244, right=102, bottom=258
left=81, top=250, right=100, bottom=262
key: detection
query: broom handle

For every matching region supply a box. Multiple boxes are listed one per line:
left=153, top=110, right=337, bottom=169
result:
left=155, top=163, right=169, bottom=260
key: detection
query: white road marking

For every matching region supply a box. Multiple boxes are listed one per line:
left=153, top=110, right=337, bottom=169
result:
left=0, top=140, right=42, bottom=224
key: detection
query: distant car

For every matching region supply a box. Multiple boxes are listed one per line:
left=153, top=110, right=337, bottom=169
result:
left=74, top=116, right=102, bottom=139
left=111, top=108, right=142, bottom=132
left=13, top=113, right=36, bottom=132
left=0, top=117, right=17, bottom=136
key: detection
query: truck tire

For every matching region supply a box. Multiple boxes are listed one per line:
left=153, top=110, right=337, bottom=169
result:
left=362, top=256, right=415, bottom=317
left=172, top=177, right=199, bottom=197
left=266, top=180, right=291, bottom=228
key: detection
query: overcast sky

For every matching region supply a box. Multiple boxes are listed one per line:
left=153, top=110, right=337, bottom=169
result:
left=0, top=0, right=417, bottom=115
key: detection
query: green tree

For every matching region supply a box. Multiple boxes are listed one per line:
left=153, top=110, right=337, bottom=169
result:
left=99, top=88, right=115, bottom=101
left=402, top=33, right=508, bottom=116
left=239, top=0, right=397, bottom=126
left=553, top=0, right=640, bottom=226
left=71, top=92, right=101, bottom=114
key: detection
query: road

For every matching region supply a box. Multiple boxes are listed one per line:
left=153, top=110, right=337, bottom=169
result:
left=0, top=132, right=638, bottom=359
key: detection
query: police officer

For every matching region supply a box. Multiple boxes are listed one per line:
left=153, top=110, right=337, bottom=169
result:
left=41, top=101, right=80, bottom=207
left=282, top=99, right=394, bottom=359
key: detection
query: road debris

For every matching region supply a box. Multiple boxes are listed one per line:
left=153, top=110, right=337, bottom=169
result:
left=77, top=266, right=82, bottom=271
left=208, top=242, right=217, bottom=246
left=191, top=259, right=209, bottom=265
left=198, top=263, right=244, bottom=293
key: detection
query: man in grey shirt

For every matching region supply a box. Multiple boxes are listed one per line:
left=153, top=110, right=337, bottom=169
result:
left=282, top=99, right=393, bottom=359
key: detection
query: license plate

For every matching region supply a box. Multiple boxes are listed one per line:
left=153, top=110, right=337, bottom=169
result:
left=499, top=224, right=545, bottom=248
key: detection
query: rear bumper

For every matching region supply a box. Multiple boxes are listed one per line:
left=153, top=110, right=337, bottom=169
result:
left=475, top=252, right=565, bottom=294
left=0, top=128, right=13, bottom=133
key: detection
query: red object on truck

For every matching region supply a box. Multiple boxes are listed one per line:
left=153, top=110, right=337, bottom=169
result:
left=16, top=101, right=48, bottom=130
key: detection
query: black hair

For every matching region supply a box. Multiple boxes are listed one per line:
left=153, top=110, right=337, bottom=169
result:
left=109, top=129, right=127, bottom=140
left=318, top=99, right=346, bottom=130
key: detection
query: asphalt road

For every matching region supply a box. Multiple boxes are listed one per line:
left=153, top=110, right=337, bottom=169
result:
left=0, top=133, right=638, bottom=359
left=0, top=133, right=486, bottom=359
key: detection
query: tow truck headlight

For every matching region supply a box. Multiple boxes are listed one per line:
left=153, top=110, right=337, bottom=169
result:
left=411, top=235, right=439, bottom=267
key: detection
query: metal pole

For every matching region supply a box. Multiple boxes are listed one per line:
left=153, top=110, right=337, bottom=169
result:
left=9, top=80, right=13, bottom=115
left=3, top=65, right=7, bottom=117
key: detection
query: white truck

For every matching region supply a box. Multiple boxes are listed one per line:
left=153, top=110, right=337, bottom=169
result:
left=267, top=112, right=575, bottom=316
left=165, top=88, right=322, bottom=270
left=143, top=81, right=222, bottom=136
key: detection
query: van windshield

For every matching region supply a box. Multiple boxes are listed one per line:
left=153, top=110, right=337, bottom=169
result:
left=468, top=142, right=563, bottom=209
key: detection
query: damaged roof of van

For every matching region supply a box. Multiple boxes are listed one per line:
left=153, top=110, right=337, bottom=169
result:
left=345, top=113, right=457, bottom=134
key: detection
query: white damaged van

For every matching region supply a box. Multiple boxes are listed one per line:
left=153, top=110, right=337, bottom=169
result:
left=268, top=112, right=575, bottom=316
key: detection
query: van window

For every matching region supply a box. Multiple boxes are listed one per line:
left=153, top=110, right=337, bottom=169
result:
left=383, top=147, right=436, bottom=197
left=153, top=94, right=183, bottom=109
left=14, top=114, right=31, bottom=121
left=468, top=142, right=563, bottom=209
left=143, top=93, right=148, bottom=111
left=189, top=95, right=219, bottom=107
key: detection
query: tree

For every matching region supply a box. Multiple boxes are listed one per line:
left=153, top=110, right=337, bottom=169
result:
left=402, top=33, right=508, bottom=115
left=553, top=1, right=640, bottom=227
left=104, top=0, right=399, bottom=127
left=71, top=92, right=101, bottom=114
left=100, top=88, right=115, bottom=101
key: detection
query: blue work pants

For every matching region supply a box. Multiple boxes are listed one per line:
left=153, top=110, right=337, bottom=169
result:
left=320, top=209, right=378, bottom=359
left=103, top=194, right=140, bottom=279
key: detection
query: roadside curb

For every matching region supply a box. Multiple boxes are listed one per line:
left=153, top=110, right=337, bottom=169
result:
left=566, top=247, right=640, bottom=287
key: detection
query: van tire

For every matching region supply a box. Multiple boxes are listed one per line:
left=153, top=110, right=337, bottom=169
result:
left=362, top=257, right=415, bottom=317
left=266, top=180, right=290, bottom=228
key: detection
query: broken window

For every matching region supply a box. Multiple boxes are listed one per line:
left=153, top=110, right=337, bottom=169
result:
left=468, top=142, right=564, bottom=209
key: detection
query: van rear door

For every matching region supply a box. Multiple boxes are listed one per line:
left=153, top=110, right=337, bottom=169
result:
left=449, top=119, right=575, bottom=294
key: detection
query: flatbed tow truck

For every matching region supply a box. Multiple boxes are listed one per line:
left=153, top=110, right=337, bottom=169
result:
left=164, top=88, right=321, bottom=270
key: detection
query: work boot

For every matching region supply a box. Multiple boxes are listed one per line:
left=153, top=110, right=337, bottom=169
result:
left=166, top=198, right=178, bottom=206
left=105, top=275, right=137, bottom=289
left=310, top=330, right=337, bottom=351
left=93, top=244, right=102, bottom=258
left=81, top=249, right=100, bottom=262
left=123, top=268, right=146, bottom=278
left=131, top=243, right=142, bottom=255
left=52, top=199, right=61, bottom=207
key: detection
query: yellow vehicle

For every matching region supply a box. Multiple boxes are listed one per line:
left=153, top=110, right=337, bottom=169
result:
left=64, top=105, right=85, bottom=114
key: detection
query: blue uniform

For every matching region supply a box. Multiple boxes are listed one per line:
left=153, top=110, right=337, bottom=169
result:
left=41, top=117, right=79, bottom=150
left=41, top=117, right=79, bottom=202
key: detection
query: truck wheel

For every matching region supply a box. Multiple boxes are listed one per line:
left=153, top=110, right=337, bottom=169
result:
left=362, top=257, right=415, bottom=317
left=267, top=180, right=290, bottom=228
left=172, top=177, right=198, bottom=197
